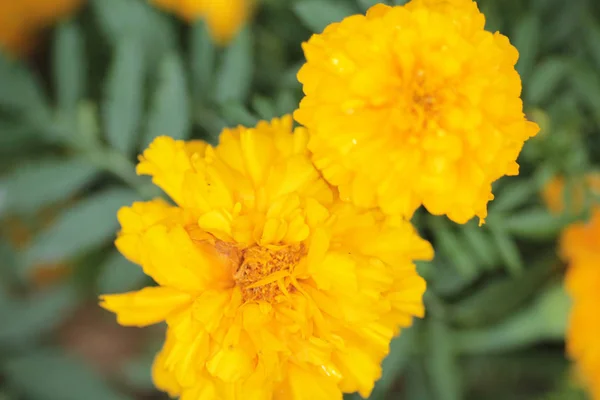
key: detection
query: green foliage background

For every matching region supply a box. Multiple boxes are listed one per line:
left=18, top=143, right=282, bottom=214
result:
left=0, top=0, right=599, bottom=399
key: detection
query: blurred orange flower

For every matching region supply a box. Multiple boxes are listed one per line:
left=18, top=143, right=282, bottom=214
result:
left=151, top=0, right=253, bottom=44
left=542, top=174, right=600, bottom=215
left=560, top=207, right=600, bottom=399
left=0, top=0, right=82, bottom=56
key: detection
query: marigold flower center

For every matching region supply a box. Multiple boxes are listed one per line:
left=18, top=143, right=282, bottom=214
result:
left=224, top=242, right=307, bottom=302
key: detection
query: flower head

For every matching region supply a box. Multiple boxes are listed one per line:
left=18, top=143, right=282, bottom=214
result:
left=0, top=0, right=82, bottom=56
left=560, top=207, right=600, bottom=399
left=295, top=0, right=539, bottom=224
left=151, top=0, right=252, bottom=44
left=100, top=116, right=433, bottom=399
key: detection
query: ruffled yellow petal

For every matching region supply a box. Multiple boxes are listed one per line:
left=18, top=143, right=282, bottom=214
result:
left=137, top=136, right=207, bottom=206
left=100, top=287, right=193, bottom=327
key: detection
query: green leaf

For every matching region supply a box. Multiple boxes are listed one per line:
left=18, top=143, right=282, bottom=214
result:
left=144, top=52, right=191, bottom=147
left=370, top=327, right=415, bottom=399
left=91, top=0, right=175, bottom=63
left=2, top=158, right=100, bottom=215
left=450, top=255, right=556, bottom=327
left=502, top=208, right=567, bottom=240
left=293, top=0, right=358, bottom=33
left=490, top=178, right=538, bottom=213
left=570, top=62, right=600, bottom=127
left=426, top=319, right=462, bottom=400
left=2, top=351, right=130, bottom=400
left=221, top=102, right=259, bottom=127
left=357, top=0, right=381, bottom=12
left=53, top=20, right=85, bottom=118
left=97, top=251, right=147, bottom=294
left=190, top=20, right=216, bottom=103
left=525, top=57, right=569, bottom=105
left=454, top=283, right=569, bottom=355
left=215, top=27, right=254, bottom=105
left=461, top=223, right=498, bottom=269
left=275, top=89, right=299, bottom=116
left=252, top=95, right=278, bottom=120
left=121, top=355, right=154, bottom=391
left=512, top=14, right=541, bottom=81
left=23, top=187, right=139, bottom=268
left=429, top=217, right=478, bottom=278
left=0, top=285, right=77, bottom=349
left=488, top=224, right=524, bottom=276
left=0, top=53, right=51, bottom=123
left=103, top=36, right=146, bottom=154
left=584, top=17, right=600, bottom=70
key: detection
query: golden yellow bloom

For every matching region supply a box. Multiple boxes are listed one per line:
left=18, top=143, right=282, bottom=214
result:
left=542, top=174, right=600, bottom=214
left=0, top=0, right=82, bottom=56
left=100, top=116, right=433, bottom=399
left=151, top=0, right=252, bottom=44
left=561, top=207, right=600, bottom=400
left=295, top=0, right=539, bottom=224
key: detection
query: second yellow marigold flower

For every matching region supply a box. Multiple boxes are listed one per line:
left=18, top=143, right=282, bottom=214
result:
left=295, top=0, right=539, bottom=224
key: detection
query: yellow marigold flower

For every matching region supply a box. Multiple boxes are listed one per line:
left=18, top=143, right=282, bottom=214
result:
left=560, top=207, right=600, bottom=399
left=542, top=174, right=600, bottom=214
left=150, top=0, right=252, bottom=45
left=100, top=116, right=433, bottom=399
left=294, top=0, right=539, bottom=224
left=0, top=0, right=82, bottom=56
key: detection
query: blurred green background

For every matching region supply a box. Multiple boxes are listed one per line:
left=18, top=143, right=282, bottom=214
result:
left=1, top=0, right=599, bottom=399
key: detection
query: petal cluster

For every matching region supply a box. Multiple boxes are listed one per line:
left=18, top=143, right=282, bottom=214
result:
left=295, top=0, right=539, bottom=224
left=101, top=116, right=433, bottom=399
left=150, top=0, right=252, bottom=44
left=560, top=207, right=600, bottom=400
left=0, top=0, right=82, bottom=56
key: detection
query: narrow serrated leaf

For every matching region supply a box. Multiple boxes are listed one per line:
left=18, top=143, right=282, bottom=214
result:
left=53, top=20, right=85, bottom=118
left=3, top=158, right=100, bottom=215
left=221, top=102, right=259, bottom=127
left=190, top=20, right=216, bottom=103
left=450, top=255, right=556, bottom=327
left=251, top=95, right=278, bottom=120
left=429, top=217, right=478, bottom=278
left=490, top=179, right=538, bottom=212
left=97, top=251, right=147, bottom=294
left=513, top=14, right=541, bottom=81
left=293, top=0, right=357, bottom=33
left=215, top=27, right=254, bottom=104
left=525, top=57, right=569, bottom=105
left=23, top=188, right=139, bottom=268
left=489, top=225, right=524, bottom=276
left=144, top=53, right=190, bottom=147
left=461, top=224, right=497, bottom=268
left=427, top=319, right=461, bottom=400
left=2, top=351, right=130, bottom=400
left=503, top=208, right=566, bottom=240
left=0, top=285, right=77, bottom=348
left=91, top=0, right=175, bottom=63
left=370, top=327, right=415, bottom=398
left=0, top=53, right=51, bottom=123
left=103, top=36, right=145, bottom=154
left=455, top=283, right=569, bottom=354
